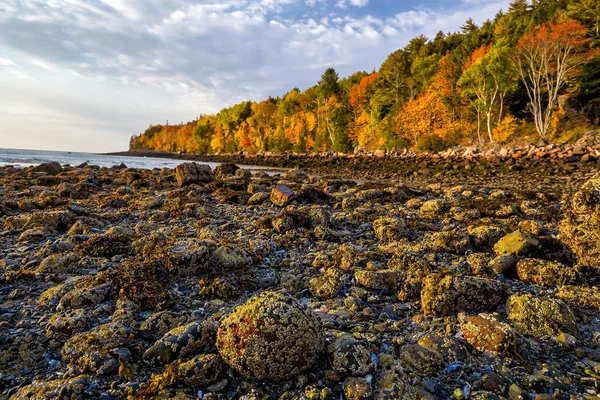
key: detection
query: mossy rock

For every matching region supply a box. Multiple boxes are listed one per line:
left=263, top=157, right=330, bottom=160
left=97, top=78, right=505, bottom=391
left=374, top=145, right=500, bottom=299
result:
left=493, top=231, right=540, bottom=257
left=216, top=291, right=325, bottom=380
left=421, top=274, right=508, bottom=317
left=507, top=294, right=578, bottom=338
left=559, top=172, right=600, bottom=272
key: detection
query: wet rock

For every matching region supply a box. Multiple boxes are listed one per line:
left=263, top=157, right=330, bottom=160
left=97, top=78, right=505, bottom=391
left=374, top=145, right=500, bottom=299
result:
left=37, top=252, right=79, bottom=274
left=309, top=268, right=344, bottom=298
left=343, top=377, right=373, bottom=400
left=144, top=319, right=218, bottom=365
left=489, top=255, right=517, bottom=276
left=284, top=168, right=309, bottom=182
left=421, top=274, right=508, bottom=317
left=11, top=376, right=91, bottom=400
left=61, top=322, right=132, bottom=374
left=58, top=282, right=113, bottom=310
left=468, top=226, right=506, bottom=250
left=375, top=362, right=427, bottom=400
left=328, top=335, right=375, bottom=376
left=165, top=239, right=212, bottom=275
left=140, top=311, right=190, bottom=336
left=156, top=354, right=223, bottom=389
left=420, top=199, right=448, bottom=217
left=333, top=244, right=364, bottom=271
left=559, top=172, right=600, bottom=271
left=216, top=291, right=325, bottom=379
left=213, top=163, right=239, bottom=178
left=493, top=231, right=540, bottom=257
left=424, top=230, right=471, bottom=254
left=417, top=333, right=468, bottom=362
left=555, top=285, right=600, bottom=311
left=372, top=218, right=407, bottom=243
left=209, top=246, right=252, bottom=270
left=30, top=161, right=63, bottom=176
left=23, top=210, right=77, bottom=233
left=400, top=344, right=444, bottom=373
left=270, top=185, right=294, bottom=207
left=248, top=191, right=269, bottom=205
left=459, top=313, right=519, bottom=356
left=507, top=294, right=578, bottom=338
left=355, top=269, right=404, bottom=292
left=387, top=252, right=431, bottom=301
left=46, top=308, right=90, bottom=336
left=515, top=259, right=578, bottom=286
left=175, top=162, right=213, bottom=186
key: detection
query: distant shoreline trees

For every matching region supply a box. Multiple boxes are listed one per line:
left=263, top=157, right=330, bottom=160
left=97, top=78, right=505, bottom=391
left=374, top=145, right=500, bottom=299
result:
left=130, top=0, right=599, bottom=154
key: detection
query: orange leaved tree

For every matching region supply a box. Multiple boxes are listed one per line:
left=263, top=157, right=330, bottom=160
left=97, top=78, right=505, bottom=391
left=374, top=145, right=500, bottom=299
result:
left=511, top=19, right=592, bottom=141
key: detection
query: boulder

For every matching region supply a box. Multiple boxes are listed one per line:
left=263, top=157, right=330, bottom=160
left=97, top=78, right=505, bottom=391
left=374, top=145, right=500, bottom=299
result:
left=515, top=259, right=578, bottom=286
left=372, top=217, right=408, bottom=243
left=213, top=163, right=239, bottom=178
left=559, top=172, right=600, bottom=271
left=507, top=294, right=578, bottom=338
left=421, top=274, right=508, bottom=317
left=30, top=161, right=63, bottom=176
left=493, top=231, right=540, bottom=256
left=459, top=313, right=519, bottom=356
left=216, top=291, right=325, bottom=380
left=555, top=285, right=600, bottom=311
left=175, top=162, right=213, bottom=186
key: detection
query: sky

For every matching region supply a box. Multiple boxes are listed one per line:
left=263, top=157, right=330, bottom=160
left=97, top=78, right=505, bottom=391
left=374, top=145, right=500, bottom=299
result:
left=0, top=0, right=512, bottom=152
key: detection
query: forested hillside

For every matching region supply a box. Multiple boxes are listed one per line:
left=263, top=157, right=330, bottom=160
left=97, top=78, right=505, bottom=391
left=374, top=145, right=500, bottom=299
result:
left=130, top=0, right=600, bottom=154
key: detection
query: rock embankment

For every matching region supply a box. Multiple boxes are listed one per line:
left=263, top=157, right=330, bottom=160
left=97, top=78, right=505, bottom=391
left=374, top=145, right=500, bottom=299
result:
left=0, top=158, right=599, bottom=399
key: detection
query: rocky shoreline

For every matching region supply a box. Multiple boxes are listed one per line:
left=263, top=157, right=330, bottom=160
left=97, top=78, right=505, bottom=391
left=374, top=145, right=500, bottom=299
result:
left=111, top=131, right=600, bottom=181
left=1, top=151, right=600, bottom=399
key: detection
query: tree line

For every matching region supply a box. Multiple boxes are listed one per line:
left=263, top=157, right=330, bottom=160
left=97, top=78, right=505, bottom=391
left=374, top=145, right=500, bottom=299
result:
left=130, top=0, right=600, bottom=154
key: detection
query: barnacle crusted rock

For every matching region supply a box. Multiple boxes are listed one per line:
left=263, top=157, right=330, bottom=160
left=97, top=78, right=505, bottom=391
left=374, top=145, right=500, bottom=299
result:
left=216, top=291, right=325, bottom=380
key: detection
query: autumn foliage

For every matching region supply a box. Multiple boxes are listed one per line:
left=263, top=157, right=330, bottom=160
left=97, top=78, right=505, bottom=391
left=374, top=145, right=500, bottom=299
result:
left=131, top=1, right=599, bottom=154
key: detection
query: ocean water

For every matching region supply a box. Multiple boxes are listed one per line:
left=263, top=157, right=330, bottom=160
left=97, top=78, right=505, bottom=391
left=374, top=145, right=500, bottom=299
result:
left=0, top=148, right=278, bottom=172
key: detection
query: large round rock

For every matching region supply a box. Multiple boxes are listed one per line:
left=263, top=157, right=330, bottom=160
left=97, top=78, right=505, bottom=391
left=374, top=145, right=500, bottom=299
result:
left=216, top=291, right=325, bottom=380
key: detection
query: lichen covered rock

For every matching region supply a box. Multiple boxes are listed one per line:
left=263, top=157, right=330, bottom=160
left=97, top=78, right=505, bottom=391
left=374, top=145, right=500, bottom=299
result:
left=421, top=274, right=508, bottom=317
left=515, top=259, right=578, bottom=286
left=555, top=285, right=600, bottom=311
left=507, top=294, right=578, bottom=338
left=372, top=217, right=407, bottom=243
left=144, top=320, right=218, bottom=365
left=493, top=231, right=540, bottom=256
left=216, top=291, right=325, bottom=380
left=309, top=268, right=344, bottom=298
left=559, top=172, right=600, bottom=271
left=175, top=162, right=213, bottom=186
left=459, top=313, right=519, bottom=356
left=328, top=335, right=375, bottom=377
